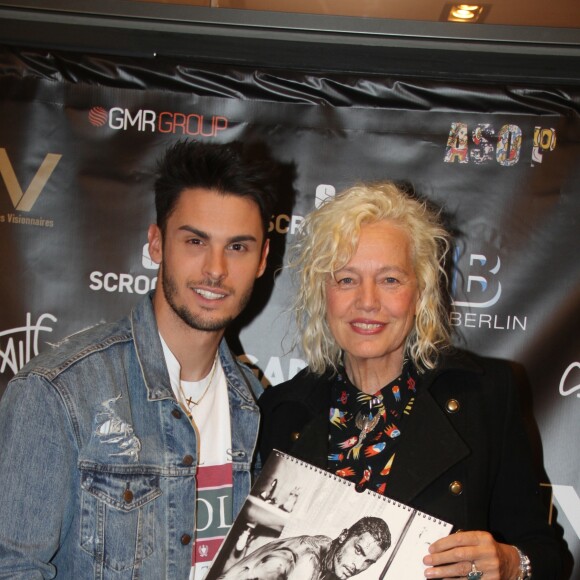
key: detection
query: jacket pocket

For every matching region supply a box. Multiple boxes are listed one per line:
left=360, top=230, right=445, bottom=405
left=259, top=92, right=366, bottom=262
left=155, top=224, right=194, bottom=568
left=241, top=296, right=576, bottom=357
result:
left=80, top=466, right=162, bottom=571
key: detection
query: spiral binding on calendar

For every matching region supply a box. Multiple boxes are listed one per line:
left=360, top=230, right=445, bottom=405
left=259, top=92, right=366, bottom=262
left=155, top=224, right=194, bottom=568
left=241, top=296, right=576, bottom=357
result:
left=274, top=449, right=449, bottom=528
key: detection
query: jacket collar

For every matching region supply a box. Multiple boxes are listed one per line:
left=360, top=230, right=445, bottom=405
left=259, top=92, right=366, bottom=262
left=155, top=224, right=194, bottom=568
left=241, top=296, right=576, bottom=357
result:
left=131, top=292, right=259, bottom=406
left=385, top=379, right=470, bottom=503
left=288, top=349, right=482, bottom=409
left=131, top=292, right=173, bottom=401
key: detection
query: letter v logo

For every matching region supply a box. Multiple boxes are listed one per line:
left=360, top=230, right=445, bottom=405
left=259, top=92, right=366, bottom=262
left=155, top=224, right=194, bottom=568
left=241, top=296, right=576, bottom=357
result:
left=0, top=148, right=62, bottom=212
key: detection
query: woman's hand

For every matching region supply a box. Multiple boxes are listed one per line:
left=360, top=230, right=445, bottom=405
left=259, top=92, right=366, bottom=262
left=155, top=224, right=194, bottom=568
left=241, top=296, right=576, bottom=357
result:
left=423, top=531, right=521, bottom=579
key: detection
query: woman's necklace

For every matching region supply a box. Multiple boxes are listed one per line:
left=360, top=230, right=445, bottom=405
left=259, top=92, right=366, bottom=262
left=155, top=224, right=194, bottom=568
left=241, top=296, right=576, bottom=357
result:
left=178, top=353, right=219, bottom=416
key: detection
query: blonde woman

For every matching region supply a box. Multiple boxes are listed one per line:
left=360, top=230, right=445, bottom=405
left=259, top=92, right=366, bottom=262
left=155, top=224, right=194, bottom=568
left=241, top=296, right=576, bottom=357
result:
left=259, top=183, right=559, bottom=580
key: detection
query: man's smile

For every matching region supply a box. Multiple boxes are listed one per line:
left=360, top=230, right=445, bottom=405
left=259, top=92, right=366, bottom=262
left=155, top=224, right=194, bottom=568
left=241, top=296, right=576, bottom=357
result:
left=194, top=287, right=227, bottom=300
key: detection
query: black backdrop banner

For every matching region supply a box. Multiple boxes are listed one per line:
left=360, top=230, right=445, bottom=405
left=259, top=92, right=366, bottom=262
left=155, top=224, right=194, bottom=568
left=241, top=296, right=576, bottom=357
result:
left=0, top=48, right=579, bottom=578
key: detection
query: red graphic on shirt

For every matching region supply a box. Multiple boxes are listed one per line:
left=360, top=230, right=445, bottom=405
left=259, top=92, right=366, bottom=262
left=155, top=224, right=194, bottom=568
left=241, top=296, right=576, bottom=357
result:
left=193, top=463, right=233, bottom=569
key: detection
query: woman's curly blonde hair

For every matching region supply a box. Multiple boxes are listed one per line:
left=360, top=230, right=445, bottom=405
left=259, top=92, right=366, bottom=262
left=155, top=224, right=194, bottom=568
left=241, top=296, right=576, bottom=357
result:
left=289, top=182, right=452, bottom=374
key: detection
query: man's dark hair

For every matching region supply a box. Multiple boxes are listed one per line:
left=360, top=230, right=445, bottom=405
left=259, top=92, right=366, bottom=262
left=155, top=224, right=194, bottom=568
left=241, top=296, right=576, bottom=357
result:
left=154, top=139, right=277, bottom=237
left=346, top=516, right=391, bottom=552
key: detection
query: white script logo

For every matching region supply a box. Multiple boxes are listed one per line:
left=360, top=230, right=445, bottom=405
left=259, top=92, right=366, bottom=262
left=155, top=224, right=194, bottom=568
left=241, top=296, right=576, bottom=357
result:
left=0, top=313, right=57, bottom=375
left=559, top=362, right=580, bottom=398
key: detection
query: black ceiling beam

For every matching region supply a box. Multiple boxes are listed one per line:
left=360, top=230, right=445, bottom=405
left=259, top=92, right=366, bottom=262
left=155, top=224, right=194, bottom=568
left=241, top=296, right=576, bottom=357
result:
left=0, top=1, right=579, bottom=85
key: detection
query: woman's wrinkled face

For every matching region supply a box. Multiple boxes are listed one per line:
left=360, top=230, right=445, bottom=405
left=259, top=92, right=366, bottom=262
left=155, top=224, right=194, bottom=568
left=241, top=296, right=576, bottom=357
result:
left=325, top=220, right=420, bottom=369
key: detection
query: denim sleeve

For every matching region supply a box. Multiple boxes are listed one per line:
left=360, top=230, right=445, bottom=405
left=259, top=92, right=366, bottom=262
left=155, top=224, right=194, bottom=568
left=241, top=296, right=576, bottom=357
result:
left=0, top=374, right=77, bottom=578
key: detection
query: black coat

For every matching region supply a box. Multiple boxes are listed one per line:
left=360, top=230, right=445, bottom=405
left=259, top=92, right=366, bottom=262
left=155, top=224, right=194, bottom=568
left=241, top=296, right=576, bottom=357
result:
left=258, top=350, right=560, bottom=579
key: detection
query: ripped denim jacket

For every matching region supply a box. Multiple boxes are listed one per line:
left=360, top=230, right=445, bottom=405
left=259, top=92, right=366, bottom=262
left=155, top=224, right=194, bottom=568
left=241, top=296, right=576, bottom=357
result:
left=0, top=293, right=262, bottom=579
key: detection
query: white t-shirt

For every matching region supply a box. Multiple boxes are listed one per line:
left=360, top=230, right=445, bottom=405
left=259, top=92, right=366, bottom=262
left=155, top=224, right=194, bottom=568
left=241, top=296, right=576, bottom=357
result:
left=160, top=336, right=233, bottom=580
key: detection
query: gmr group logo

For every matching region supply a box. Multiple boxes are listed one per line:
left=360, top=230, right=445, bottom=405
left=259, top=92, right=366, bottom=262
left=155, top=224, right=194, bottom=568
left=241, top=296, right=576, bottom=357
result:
left=88, top=106, right=228, bottom=137
left=444, top=123, right=556, bottom=166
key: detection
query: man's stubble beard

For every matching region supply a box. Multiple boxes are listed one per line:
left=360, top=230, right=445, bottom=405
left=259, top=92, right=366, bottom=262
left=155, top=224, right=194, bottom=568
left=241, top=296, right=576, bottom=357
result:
left=162, top=267, right=253, bottom=332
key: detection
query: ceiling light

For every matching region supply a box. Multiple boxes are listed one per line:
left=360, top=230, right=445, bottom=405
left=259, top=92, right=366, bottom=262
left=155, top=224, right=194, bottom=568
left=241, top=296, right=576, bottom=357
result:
left=442, top=3, right=487, bottom=23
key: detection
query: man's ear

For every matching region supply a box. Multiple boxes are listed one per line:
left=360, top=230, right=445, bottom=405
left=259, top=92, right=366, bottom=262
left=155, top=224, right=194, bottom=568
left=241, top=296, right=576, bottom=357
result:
left=256, top=238, right=270, bottom=279
left=147, top=224, right=163, bottom=265
left=338, top=529, right=349, bottom=544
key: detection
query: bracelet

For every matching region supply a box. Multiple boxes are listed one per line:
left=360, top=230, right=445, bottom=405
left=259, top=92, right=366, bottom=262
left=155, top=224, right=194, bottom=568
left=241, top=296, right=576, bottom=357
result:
left=513, top=546, right=532, bottom=580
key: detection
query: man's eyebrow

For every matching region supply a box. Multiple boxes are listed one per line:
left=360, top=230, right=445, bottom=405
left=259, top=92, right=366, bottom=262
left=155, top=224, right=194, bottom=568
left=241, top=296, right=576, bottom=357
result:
left=355, top=540, right=368, bottom=557
left=177, top=225, right=258, bottom=244
left=228, top=234, right=259, bottom=244
left=178, top=225, right=209, bottom=239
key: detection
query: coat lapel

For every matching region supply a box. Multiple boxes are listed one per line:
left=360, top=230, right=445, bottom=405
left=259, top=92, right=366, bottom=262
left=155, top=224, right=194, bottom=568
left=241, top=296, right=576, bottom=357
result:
left=386, top=375, right=470, bottom=504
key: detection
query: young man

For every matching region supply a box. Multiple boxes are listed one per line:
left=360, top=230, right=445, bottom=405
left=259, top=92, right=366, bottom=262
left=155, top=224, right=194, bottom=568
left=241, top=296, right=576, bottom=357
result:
left=0, top=140, right=277, bottom=579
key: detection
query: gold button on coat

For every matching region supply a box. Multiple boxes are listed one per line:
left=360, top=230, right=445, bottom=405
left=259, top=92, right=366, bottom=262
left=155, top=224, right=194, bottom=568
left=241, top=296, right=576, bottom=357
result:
left=446, top=399, right=460, bottom=413
left=290, top=431, right=301, bottom=442
left=449, top=480, right=463, bottom=495
left=123, top=489, right=134, bottom=503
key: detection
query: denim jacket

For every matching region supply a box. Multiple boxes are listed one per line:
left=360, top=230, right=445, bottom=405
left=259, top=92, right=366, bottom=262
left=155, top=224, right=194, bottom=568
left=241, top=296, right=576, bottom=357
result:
left=0, top=293, right=262, bottom=579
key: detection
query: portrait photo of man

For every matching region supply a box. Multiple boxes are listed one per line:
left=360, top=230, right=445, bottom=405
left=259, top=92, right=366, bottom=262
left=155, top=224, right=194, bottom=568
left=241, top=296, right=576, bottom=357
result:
left=216, top=516, right=391, bottom=580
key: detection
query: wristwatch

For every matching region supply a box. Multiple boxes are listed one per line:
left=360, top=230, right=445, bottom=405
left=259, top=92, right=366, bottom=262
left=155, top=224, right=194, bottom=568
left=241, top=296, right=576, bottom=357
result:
left=513, top=546, right=532, bottom=580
